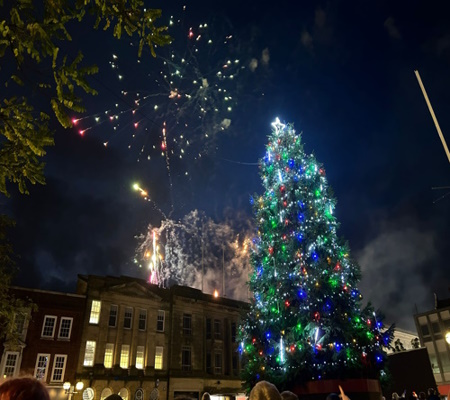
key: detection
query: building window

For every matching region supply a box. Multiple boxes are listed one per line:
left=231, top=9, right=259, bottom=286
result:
left=104, top=344, right=114, bottom=368
left=138, top=309, right=147, bottom=331
left=431, top=322, right=441, bottom=335
left=420, top=324, right=430, bottom=336
left=231, top=322, right=237, bottom=343
left=58, top=317, right=73, bottom=340
left=214, top=319, right=221, bottom=339
left=157, top=310, right=165, bottom=332
left=124, top=307, right=133, bottom=329
left=183, top=314, right=192, bottom=335
left=83, top=341, right=96, bottom=366
left=89, top=300, right=101, bottom=324
left=34, top=354, right=50, bottom=381
left=51, top=354, right=67, bottom=382
left=2, top=352, right=19, bottom=377
left=232, top=354, right=238, bottom=375
left=206, top=352, right=212, bottom=374
left=100, top=389, right=112, bottom=400
left=109, top=305, right=118, bottom=327
left=14, top=313, right=26, bottom=336
left=118, top=388, right=129, bottom=400
left=206, top=318, right=212, bottom=340
left=155, top=346, right=163, bottom=370
left=135, top=389, right=144, bottom=400
left=136, top=346, right=144, bottom=369
left=181, top=346, right=191, bottom=370
left=214, top=352, right=222, bottom=374
left=120, top=345, right=130, bottom=369
left=41, top=315, right=57, bottom=338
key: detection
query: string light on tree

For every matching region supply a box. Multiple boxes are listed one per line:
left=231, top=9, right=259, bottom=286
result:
left=239, top=118, right=393, bottom=390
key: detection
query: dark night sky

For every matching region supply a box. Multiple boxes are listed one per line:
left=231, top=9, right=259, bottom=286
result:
left=5, top=0, right=450, bottom=332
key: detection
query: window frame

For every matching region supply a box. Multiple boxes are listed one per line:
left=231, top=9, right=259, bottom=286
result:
left=83, top=340, right=96, bottom=367
left=50, top=354, right=67, bottom=382
left=138, top=309, right=147, bottom=331
left=183, top=314, right=192, bottom=335
left=34, top=353, right=51, bottom=381
left=206, top=318, right=212, bottom=340
left=214, top=352, right=222, bottom=374
left=157, top=310, right=165, bottom=332
left=214, top=319, right=221, bottom=340
left=1, top=351, right=20, bottom=378
left=57, top=317, right=73, bottom=340
left=155, top=346, right=163, bottom=370
left=109, top=304, right=118, bottom=328
left=120, top=344, right=130, bottom=369
left=135, top=346, right=145, bottom=369
left=41, top=315, right=57, bottom=338
left=104, top=343, right=114, bottom=369
left=123, top=307, right=133, bottom=330
left=181, top=346, right=191, bottom=371
left=89, top=300, right=101, bottom=325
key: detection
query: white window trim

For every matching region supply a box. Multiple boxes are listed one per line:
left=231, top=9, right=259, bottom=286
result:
left=83, top=341, right=96, bottom=367
left=50, top=354, right=67, bottom=382
left=34, top=353, right=50, bottom=381
left=138, top=309, right=147, bottom=331
left=89, top=300, right=101, bottom=324
left=1, top=351, right=20, bottom=378
left=57, top=317, right=73, bottom=340
left=41, top=315, right=57, bottom=338
left=157, top=310, right=165, bottom=332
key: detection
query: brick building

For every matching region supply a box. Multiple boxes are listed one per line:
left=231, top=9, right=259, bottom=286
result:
left=0, top=287, right=86, bottom=399
left=75, top=275, right=248, bottom=400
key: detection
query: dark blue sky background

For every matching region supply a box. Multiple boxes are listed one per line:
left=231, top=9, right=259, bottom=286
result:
left=6, top=0, right=450, bottom=331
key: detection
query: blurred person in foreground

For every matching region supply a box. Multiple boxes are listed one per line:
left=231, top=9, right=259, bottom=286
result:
left=0, top=377, right=50, bottom=400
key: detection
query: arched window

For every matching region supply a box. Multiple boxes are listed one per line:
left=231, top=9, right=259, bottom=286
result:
left=134, top=388, right=144, bottom=400
left=100, top=388, right=112, bottom=400
left=119, top=388, right=129, bottom=400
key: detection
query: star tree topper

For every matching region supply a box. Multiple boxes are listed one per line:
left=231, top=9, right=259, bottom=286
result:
left=271, top=117, right=286, bottom=135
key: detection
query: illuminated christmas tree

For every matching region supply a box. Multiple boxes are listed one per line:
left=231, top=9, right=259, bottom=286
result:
left=240, top=119, right=392, bottom=389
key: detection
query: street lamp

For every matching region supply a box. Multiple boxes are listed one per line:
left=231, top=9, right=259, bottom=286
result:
left=63, top=382, right=84, bottom=400
left=445, top=331, right=450, bottom=345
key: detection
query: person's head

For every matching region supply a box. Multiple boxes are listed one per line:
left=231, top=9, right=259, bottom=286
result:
left=280, top=391, right=298, bottom=400
left=392, top=393, right=400, bottom=400
left=419, top=392, right=426, bottom=400
left=202, top=393, right=211, bottom=400
left=427, top=389, right=435, bottom=397
left=0, top=377, right=50, bottom=400
left=249, top=381, right=282, bottom=400
left=326, top=393, right=340, bottom=400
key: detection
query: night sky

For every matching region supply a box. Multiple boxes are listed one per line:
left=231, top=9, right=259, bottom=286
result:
left=5, top=0, right=450, bottom=332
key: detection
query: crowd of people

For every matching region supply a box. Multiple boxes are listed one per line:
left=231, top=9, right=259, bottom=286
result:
left=0, top=377, right=444, bottom=400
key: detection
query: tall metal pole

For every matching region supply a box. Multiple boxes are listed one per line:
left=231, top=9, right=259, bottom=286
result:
left=222, top=245, right=225, bottom=297
left=414, top=70, right=450, bottom=163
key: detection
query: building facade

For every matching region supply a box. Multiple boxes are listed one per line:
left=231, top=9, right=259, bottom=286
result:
left=414, top=294, right=450, bottom=397
left=0, top=287, right=86, bottom=399
left=75, top=275, right=248, bottom=400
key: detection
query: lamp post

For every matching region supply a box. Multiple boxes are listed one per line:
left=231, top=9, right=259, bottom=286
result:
left=63, top=381, right=84, bottom=400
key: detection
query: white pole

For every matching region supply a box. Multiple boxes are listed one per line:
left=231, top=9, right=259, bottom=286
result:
left=414, top=70, right=450, bottom=163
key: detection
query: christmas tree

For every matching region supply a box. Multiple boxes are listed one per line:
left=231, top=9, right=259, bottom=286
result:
left=240, top=119, right=392, bottom=389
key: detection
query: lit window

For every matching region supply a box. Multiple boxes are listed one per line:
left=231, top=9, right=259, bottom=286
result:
left=41, top=316, right=57, bottom=338
left=118, top=388, right=129, bottom=400
left=104, top=344, right=114, bottom=368
left=120, top=345, right=130, bottom=369
left=183, top=314, right=192, bottom=335
left=100, top=388, right=112, bottom=400
left=155, top=346, right=163, bottom=370
left=136, top=346, right=144, bottom=369
left=124, top=307, right=133, bottom=329
left=181, top=346, right=191, bottom=370
left=214, top=352, right=222, bottom=374
left=51, top=354, right=67, bottom=382
left=138, top=309, right=147, bottom=331
left=2, top=352, right=19, bottom=377
left=83, top=341, right=96, bottom=366
left=109, top=305, right=118, bottom=327
left=34, top=354, right=50, bottom=380
left=58, top=317, right=73, bottom=339
left=89, top=300, right=101, bottom=324
left=157, top=310, right=165, bottom=332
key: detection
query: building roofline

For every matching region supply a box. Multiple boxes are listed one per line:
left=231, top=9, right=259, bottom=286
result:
left=11, top=286, right=86, bottom=299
